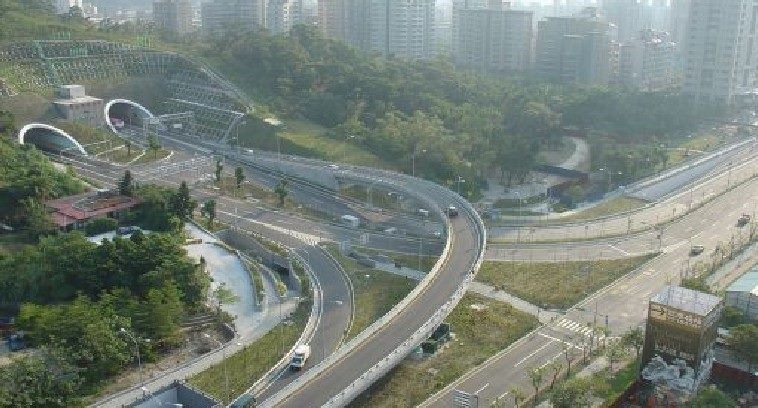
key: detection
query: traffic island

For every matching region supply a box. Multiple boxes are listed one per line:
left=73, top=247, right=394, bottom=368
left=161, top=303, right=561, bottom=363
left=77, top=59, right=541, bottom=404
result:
left=476, top=254, right=657, bottom=310
left=349, top=293, right=537, bottom=408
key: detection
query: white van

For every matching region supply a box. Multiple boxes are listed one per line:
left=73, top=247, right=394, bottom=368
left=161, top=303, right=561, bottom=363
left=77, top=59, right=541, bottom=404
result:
left=290, top=344, right=311, bottom=370
left=340, top=214, right=360, bottom=228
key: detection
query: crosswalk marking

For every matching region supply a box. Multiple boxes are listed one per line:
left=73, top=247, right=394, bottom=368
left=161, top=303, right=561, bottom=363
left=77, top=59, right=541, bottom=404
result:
left=555, top=318, right=606, bottom=340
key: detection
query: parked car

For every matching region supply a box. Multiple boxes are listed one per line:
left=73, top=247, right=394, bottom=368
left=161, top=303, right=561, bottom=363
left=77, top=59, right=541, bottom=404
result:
left=116, top=226, right=140, bottom=235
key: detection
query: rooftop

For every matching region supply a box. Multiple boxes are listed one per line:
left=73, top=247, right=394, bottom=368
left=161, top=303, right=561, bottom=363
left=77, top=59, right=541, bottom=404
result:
left=726, top=266, right=758, bottom=295
left=46, top=191, right=141, bottom=227
left=650, top=285, right=722, bottom=317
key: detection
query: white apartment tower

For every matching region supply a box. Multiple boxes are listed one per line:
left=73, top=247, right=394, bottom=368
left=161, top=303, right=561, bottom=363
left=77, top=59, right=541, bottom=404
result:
left=154, top=0, right=193, bottom=34
left=318, top=0, right=437, bottom=60
left=619, top=29, right=678, bottom=91
left=454, top=1, right=533, bottom=72
left=535, top=10, right=611, bottom=85
left=683, top=0, right=758, bottom=105
left=267, top=0, right=305, bottom=34
left=201, top=0, right=266, bottom=36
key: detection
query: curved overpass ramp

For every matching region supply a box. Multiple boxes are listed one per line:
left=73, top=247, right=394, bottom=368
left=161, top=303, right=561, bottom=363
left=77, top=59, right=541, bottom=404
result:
left=242, top=156, right=486, bottom=407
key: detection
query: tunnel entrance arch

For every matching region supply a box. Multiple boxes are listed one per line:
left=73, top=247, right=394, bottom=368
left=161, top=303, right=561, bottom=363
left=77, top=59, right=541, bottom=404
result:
left=18, top=123, right=88, bottom=156
left=104, top=99, right=155, bottom=134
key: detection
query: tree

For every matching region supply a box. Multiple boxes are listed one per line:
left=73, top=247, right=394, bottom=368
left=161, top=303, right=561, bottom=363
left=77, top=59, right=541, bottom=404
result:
left=235, top=166, right=245, bottom=190
left=509, top=387, right=525, bottom=407
left=22, top=198, right=54, bottom=238
left=563, top=339, right=575, bottom=376
left=119, top=170, right=134, bottom=196
left=274, top=178, right=289, bottom=207
left=528, top=366, right=546, bottom=405
left=147, top=133, right=161, bottom=158
left=17, top=295, right=132, bottom=383
left=201, top=199, right=216, bottom=228
left=215, top=158, right=223, bottom=183
left=549, top=377, right=591, bottom=408
left=606, top=344, right=626, bottom=372
left=170, top=181, right=195, bottom=220
left=686, top=386, right=736, bottom=408
left=729, top=324, right=758, bottom=371
left=622, top=327, right=644, bottom=361
left=142, top=281, right=184, bottom=345
left=0, top=348, right=82, bottom=408
left=213, top=282, right=239, bottom=315
left=548, top=360, right=563, bottom=389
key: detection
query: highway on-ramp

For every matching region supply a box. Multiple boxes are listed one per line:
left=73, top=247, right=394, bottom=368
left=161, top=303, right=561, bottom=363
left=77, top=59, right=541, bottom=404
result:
left=265, top=183, right=483, bottom=407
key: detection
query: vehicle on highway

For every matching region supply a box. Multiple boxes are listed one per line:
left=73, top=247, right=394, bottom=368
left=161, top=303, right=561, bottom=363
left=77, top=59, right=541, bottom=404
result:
left=340, top=214, right=360, bottom=228
left=290, top=344, right=311, bottom=370
left=737, top=214, right=751, bottom=227
left=690, top=245, right=705, bottom=256
left=446, top=206, right=459, bottom=217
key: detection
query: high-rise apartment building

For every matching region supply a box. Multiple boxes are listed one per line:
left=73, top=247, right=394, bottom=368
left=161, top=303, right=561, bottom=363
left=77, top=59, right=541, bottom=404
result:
left=535, top=9, right=611, bottom=84
left=267, top=0, right=305, bottom=34
left=670, top=0, right=691, bottom=48
left=618, top=28, right=678, bottom=91
left=600, top=0, right=642, bottom=43
left=454, top=1, right=533, bottom=72
left=683, top=0, right=758, bottom=105
left=154, top=0, right=193, bottom=34
left=201, top=0, right=266, bottom=36
left=317, top=0, right=437, bottom=60
left=54, top=0, right=82, bottom=14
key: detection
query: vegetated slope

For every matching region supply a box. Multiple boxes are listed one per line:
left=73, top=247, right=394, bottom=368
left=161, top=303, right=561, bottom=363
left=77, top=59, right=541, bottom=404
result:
left=197, top=26, right=723, bottom=197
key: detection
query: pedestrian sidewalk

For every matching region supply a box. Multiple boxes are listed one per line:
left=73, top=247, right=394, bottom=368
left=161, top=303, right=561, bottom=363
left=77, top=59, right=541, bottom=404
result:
left=467, top=281, right=561, bottom=323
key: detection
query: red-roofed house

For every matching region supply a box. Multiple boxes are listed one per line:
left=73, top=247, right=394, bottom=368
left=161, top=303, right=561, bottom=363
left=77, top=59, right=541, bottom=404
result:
left=45, top=190, right=142, bottom=231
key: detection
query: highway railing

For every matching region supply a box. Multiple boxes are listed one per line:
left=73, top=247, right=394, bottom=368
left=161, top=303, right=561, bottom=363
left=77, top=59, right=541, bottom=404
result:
left=259, top=166, right=487, bottom=407
left=322, top=188, right=487, bottom=406
left=229, top=246, right=323, bottom=406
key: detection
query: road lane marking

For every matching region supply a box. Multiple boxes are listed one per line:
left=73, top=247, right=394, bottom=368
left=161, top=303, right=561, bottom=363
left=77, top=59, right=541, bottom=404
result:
left=514, top=339, right=554, bottom=367
left=537, top=332, right=584, bottom=350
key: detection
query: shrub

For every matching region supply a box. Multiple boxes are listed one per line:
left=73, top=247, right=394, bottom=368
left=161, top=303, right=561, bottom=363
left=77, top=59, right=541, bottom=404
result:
left=84, top=218, right=117, bottom=236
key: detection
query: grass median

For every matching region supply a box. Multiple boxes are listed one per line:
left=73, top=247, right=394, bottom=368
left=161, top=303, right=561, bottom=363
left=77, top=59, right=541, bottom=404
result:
left=352, top=245, right=439, bottom=273
left=560, top=196, right=648, bottom=222
left=187, top=298, right=311, bottom=404
left=477, top=254, right=657, bottom=309
left=323, top=243, right=416, bottom=340
left=350, top=293, right=538, bottom=407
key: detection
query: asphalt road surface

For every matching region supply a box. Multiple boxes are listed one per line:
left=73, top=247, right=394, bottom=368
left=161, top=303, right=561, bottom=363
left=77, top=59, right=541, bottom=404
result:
left=422, top=174, right=758, bottom=407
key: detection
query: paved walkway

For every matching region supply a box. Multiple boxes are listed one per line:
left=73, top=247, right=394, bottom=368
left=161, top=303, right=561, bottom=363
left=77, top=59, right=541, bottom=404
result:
left=467, top=281, right=560, bottom=324
left=707, top=241, right=758, bottom=290
left=480, top=137, right=587, bottom=203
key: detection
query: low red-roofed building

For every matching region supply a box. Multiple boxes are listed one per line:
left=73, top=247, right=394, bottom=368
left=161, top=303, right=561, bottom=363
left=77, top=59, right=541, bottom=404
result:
left=45, top=190, right=142, bottom=231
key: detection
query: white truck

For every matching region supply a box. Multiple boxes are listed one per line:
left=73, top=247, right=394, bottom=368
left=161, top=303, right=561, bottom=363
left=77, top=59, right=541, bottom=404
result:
left=290, top=344, right=311, bottom=370
left=340, top=214, right=361, bottom=229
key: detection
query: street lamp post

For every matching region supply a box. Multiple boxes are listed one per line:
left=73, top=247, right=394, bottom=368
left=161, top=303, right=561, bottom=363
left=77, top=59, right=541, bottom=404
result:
left=119, top=327, right=149, bottom=395
left=411, top=146, right=426, bottom=178
left=454, top=175, right=465, bottom=197
left=204, top=333, right=230, bottom=402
